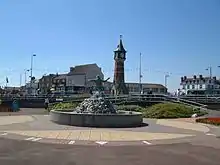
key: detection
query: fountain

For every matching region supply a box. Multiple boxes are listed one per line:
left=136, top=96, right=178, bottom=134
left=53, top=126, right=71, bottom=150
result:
left=50, top=75, right=143, bottom=128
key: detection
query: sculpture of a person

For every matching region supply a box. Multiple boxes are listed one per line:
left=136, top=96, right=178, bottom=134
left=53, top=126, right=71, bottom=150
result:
left=89, top=75, right=110, bottom=92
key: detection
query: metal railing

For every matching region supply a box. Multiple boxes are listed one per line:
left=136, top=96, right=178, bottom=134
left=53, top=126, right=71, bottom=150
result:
left=166, top=95, right=208, bottom=110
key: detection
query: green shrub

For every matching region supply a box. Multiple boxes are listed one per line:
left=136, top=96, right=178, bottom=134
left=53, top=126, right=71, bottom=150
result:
left=116, top=105, right=143, bottom=112
left=48, top=102, right=78, bottom=111
left=143, top=102, right=207, bottom=119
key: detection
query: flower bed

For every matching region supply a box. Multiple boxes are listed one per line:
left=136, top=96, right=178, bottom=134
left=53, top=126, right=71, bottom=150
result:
left=196, top=117, right=220, bottom=126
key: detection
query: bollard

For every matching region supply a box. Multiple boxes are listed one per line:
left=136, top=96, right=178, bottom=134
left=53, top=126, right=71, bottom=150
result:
left=12, top=100, right=20, bottom=112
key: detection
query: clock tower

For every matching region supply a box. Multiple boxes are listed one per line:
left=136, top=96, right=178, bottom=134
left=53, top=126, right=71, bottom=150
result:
left=112, top=35, right=128, bottom=95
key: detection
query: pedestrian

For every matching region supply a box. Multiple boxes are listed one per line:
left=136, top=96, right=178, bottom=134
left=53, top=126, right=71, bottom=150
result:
left=44, top=98, right=49, bottom=110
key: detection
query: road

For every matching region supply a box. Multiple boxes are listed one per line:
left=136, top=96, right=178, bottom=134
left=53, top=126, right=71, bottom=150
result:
left=0, top=108, right=219, bottom=165
left=0, top=138, right=220, bottom=165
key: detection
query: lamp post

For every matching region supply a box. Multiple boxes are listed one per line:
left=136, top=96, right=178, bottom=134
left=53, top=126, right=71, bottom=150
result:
left=206, top=66, right=212, bottom=78
left=24, top=69, right=30, bottom=85
left=164, top=74, right=169, bottom=88
left=30, top=54, right=36, bottom=81
left=139, top=53, right=143, bottom=94
left=30, top=54, right=36, bottom=95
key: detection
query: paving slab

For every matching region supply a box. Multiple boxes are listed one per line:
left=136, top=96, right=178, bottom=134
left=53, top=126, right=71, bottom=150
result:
left=156, top=119, right=210, bottom=132
left=3, top=130, right=195, bottom=142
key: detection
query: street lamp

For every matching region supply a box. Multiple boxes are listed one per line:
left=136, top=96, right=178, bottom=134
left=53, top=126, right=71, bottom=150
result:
left=139, top=53, right=143, bottom=94
left=30, top=54, right=36, bottom=95
left=164, top=74, right=169, bottom=88
left=24, top=69, right=30, bottom=85
left=30, top=54, right=36, bottom=81
left=206, top=67, right=212, bottom=78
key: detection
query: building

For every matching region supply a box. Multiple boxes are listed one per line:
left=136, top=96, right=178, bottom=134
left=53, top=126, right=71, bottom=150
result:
left=69, top=63, right=103, bottom=84
left=67, top=63, right=104, bottom=93
left=66, top=73, right=86, bottom=94
left=47, top=63, right=104, bottom=94
left=103, top=82, right=167, bottom=94
left=180, top=75, right=220, bottom=95
left=52, top=74, right=67, bottom=94
left=112, top=35, right=128, bottom=95
left=38, top=74, right=57, bottom=94
left=3, top=86, right=21, bottom=95
left=126, top=83, right=167, bottom=94
left=25, top=79, right=39, bottom=95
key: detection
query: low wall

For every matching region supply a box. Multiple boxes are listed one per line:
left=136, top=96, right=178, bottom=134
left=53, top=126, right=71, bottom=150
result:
left=50, top=110, right=143, bottom=128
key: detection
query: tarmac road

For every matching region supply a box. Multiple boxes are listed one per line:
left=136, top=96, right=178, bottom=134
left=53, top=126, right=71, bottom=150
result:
left=0, top=138, right=220, bottom=165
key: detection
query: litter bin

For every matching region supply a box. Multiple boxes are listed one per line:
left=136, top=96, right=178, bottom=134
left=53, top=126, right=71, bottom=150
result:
left=12, top=100, right=19, bottom=112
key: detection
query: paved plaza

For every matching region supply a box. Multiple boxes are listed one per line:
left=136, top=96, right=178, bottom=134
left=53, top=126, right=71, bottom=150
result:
left=0, top=108, right=220, bottom=164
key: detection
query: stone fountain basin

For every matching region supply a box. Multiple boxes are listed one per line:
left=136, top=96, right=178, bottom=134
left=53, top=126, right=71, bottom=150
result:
left=50, top=110, right=143, bottom=128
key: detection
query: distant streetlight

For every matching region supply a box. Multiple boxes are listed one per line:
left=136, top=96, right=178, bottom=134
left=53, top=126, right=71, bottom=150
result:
left=24, top=69, right=30, bottom=85
left=30, top=54, right=36, bottom=95
left=164, top=74, right=169, bottom=88
left=205, top=67, right=212, bottom=78
left=30, top=54, right=36, bottom=81
left=139, top=53, right=143, bottom=94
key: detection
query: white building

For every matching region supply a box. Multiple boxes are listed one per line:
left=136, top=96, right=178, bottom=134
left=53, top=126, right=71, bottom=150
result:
left=25, top=79, right=39, bottom=95
left=180, top=75, right=220, bottom=95
left=52, top=63, right=104, bottom=94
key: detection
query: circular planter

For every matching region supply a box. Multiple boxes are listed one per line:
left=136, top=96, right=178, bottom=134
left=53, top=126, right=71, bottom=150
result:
left=50, top=110, right=143, bottom=128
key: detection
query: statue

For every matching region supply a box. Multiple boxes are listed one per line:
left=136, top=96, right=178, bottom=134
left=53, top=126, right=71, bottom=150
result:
left=89, top=75, right=110, bottom=93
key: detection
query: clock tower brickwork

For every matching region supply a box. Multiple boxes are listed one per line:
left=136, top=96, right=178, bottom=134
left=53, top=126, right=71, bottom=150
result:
left=112, top=35, right=128, bottom=95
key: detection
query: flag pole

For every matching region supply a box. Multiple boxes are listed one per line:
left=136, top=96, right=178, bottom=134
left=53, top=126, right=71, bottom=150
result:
left=5, top=77, right=8, bottom=88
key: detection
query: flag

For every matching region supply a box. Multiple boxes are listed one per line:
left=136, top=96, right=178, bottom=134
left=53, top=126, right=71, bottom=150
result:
left=6, top=77, right=8, bottom=84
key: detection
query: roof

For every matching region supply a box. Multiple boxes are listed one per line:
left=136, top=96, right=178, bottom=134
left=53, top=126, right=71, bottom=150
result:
left=114, top=36, right=126, bottom=52
left=53, top=74, right=67, bottom=80
left=104, top=81, right=166, bottom=89
left=181, top=76, right=220, bottom=82
left=126, top=82, right=166, bottom=89
left=68, top=63, right=100, bottom=75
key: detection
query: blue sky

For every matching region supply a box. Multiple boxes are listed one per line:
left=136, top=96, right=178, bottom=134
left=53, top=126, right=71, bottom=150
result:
left=0, top=0, right=220, bottom=91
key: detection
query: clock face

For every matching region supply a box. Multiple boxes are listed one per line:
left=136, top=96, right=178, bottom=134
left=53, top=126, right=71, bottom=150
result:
left=120, top=53, right=124, bottom=58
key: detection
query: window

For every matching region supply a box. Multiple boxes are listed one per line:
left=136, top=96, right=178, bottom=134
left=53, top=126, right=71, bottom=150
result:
left=152, top=88, right=158, bottom=93
left=197, top=80, right=200, bottom=83
left=199, top=85, right=202, bottom=89
left=187, top=85, right=190, bottom=89
left=160, top=88, right=165, bottom=93
left=182, top=85, right=185, bottom=89
left=192, top=85, right=195, bottom=89
left=209, top=80, right=211, bottom=83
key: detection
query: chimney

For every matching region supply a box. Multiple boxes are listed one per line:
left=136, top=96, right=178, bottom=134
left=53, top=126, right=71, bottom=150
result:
left=181, top=77, right=184, bottom=82
left=70, top=67, right=74, bottom=72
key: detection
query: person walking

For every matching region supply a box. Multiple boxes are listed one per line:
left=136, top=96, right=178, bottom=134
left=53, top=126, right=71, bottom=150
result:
left=44, top=98, right=49, bottom=110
